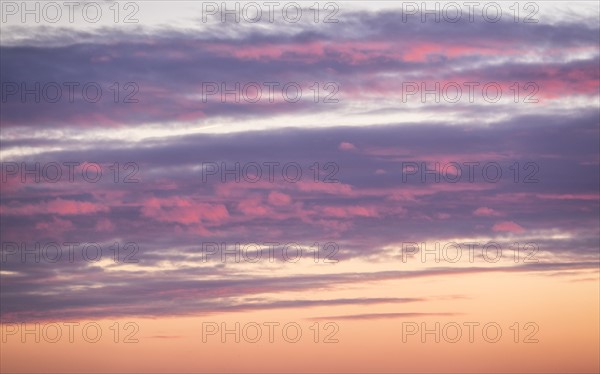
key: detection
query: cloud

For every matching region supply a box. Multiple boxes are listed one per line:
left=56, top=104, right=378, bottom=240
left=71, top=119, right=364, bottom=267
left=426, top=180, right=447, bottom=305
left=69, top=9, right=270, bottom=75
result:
left=1, top=198, right=109, bottom=216
left=2, top=260, right=597, bottom=322
left=492, top=221, right=525, bottom=233
left=310, top=312, right=459, bottom=320
left=95, top=218, right=115, bottom=232
left=339, top=142, right=357, bottom=151
left=1, top=11, right=597, bottom=129
left=473, top=207, right=502, bottom=217
left=321, top=205, right=379, bottom=218
left=268, top=191, right=292, bottom=206
left=34, top=217, right=74, bottom=235
left=140, top=197, right=229, bottom=225
left=1, top=6, right=598, bottom=326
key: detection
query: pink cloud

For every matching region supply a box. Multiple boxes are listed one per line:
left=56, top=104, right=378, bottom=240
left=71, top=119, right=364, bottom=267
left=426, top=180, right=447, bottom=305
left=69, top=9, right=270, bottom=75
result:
left=339, top=142, right=357, bottom=151
left=46, top=199, right=109, bottom=215
left=315, top=219, right=353, bottom=235
left=492, top=221, right=525, bottom=233
left=268, top=191, right=292, bottom=206
left=536, top=193, right=599, bottom=201
left=321, top=206, right=379, bottom=218
left=35, top=217, right=74, bottom=234
left=141, top=197, right=229, bottom=225
left=1, top=198, right=108, bottom=216
left=206, top=40, right=328, bottom=62
left=473, top=207, right=502, bottom=217
left=237, top=196, right=272, bottom=217
left=295, top=181, right=353, bottom=195
left=402, top=42, right=517, bottom=62
left=95, top=218, right=115, bottom=232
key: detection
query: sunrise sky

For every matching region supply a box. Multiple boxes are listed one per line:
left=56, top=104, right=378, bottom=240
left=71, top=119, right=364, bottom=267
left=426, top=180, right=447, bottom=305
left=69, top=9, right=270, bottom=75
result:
left=1, top=1, right=599, bottom=373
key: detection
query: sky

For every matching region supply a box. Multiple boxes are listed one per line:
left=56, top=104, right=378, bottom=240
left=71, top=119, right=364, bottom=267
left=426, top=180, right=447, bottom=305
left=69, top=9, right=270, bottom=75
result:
left=0, top=1, right=599, bottom=373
